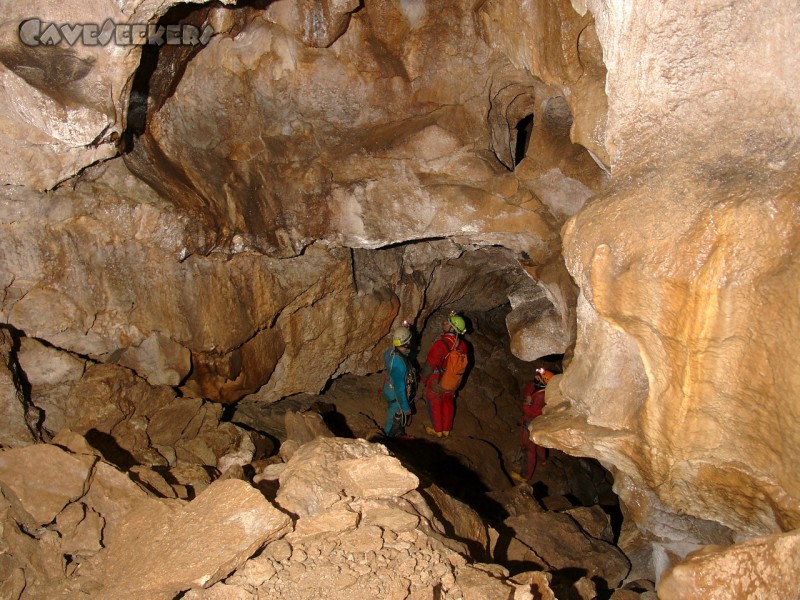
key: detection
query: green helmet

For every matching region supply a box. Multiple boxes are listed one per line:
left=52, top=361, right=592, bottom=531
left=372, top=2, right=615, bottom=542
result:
left=392, top=326, right=412, bottom=347
left=448, top=313, right=466, bottom=335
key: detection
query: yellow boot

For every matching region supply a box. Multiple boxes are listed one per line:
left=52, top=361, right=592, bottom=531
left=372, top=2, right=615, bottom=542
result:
left=442, top=431, right=450, bottom=437
left=425, top=426, right=438, bottom=437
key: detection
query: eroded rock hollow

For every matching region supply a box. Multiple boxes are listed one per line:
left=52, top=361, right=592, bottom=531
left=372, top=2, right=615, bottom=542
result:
left=0, top=0, right=798, bottom=598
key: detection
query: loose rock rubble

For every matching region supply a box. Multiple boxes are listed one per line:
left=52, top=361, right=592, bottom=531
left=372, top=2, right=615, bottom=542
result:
left=182, top=437, right=544, bottom=600
left=0, top=434, right=546, bottom=600
left=2, top=390, right=796, bottom=600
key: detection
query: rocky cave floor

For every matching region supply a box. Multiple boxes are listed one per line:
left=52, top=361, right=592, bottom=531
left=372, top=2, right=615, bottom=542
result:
left=1, top=317, right=658, bottom=600
left=232, top=371, right=657, bottom=600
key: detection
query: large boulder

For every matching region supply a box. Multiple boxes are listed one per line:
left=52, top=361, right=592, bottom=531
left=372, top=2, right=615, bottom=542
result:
left=658, top=530, right=800, bottom=600
left=0, top=444, right=95, bottom=527
left=83, top=478, right=292, bottom=597
left=276, top=437, right=419, bottom=517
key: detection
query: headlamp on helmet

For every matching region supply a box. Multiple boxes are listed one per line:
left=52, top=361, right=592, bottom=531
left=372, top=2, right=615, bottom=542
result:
left=392, top=326, right=412, bottom=347
left=447, top=313, right=466, bottom=335
left=534, top=367, right=554, bottom=388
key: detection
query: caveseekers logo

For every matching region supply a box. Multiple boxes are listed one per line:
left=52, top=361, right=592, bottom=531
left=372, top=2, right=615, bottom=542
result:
left=19, top=18, right=214, bottom=47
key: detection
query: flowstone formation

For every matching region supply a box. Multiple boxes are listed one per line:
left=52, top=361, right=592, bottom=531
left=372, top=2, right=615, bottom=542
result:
left=0, top=0, right=798, bottom=598
left=533, top=0, right=800, bottom=557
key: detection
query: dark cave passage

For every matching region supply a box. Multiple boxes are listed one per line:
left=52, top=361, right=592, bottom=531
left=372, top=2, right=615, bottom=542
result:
left=230, top=293, right=625, bottom=586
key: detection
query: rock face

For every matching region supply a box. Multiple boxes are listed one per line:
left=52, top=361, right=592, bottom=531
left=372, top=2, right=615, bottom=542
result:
left=0, top=0, right=238, bottom=190
left=532, top=0, right=800, bottom=547
left=0, top=0, right=797, bottom=594
left=132, top=2, right=561, bottom=257
left=0, top=328, right=38, bottom=447
left=276, top=437, right=419, bottom=517
left=0, top=436, right=293, bottom=599
left=0, top=161, right=572, bottom=405
left=505, top=511, right=630, bottom=588
left=83, top=478, right=292, bottom=598
left=657, top=530, right=800, bottom=600
left=1, top=0, right=596, bottom=408
left=0, top=444, right=94, bottom=527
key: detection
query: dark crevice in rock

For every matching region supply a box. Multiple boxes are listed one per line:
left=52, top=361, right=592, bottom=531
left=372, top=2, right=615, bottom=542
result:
left=513, top=113, right=534, bottom=167
left=0, top=324, right=44, bottom=444
left=121, top=2, right=233, bottom=153
left=84, top=428, right=139, bottom=471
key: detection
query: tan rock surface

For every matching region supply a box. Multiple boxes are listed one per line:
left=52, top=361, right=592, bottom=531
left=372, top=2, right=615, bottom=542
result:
left=537, top=173, right=800, bottom=540
left=339, top=453, right=419, bottom=500
left=0, top=444, right=95, bottom=526
left=0, top=429, right=627, bottom=600
left=565, top=505, right=614, bottom=543
left=276, top=437, right=419, bottom=517
left=219, top=436, right=537, bottom=600
left=282, top=410, right=335, bottom=457
left=80, top=459, right=167, bottom=546
left=0, top=1, right=796, bottom=596
left=17, top=337, right=86, bottom=389
left=454, top=563, right=517, bottom=600
left=477, top=0, right=609, bottom=166
left=657, top=530, right=800, bottom=600
left=0, top=0, right=237, bottom=190
left=530, top=0, right=800, bottom=546
left=84, top=478, right=292, bottom=598
left=422, top=483, right=491, bottom=558
left=133, top=0, right=570, bottom=259
left=0, top=328, right=37, bottom=448
left=0, top=2, right=598, bottom=402
left=505, top=512, right=630, bottom=588
left=56, top=502, right=104, bottom=556
left=1, top=159, right=568, bottom=408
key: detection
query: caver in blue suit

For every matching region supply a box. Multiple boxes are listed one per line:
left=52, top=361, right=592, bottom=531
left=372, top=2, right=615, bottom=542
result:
left=382, top=347, right=412, bottom=437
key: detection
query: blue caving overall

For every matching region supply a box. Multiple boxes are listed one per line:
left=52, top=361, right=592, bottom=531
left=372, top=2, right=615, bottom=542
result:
left=382, top=347, right=412, bottom=437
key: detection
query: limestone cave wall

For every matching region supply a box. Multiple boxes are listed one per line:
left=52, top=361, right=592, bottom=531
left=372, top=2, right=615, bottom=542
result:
left=1, top=0, right=593, bottom=412
left=533, top=0, right=800, bottom=547
left=0, top=0, right=798, bottom=596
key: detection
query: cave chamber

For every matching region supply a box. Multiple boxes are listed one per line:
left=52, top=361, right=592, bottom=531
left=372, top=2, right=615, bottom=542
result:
left=0, top=0, right=798, bottom=598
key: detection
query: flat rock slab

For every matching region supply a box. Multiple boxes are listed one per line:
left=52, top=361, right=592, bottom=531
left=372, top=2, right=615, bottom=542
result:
left=0, top=444, right=95, bottom=526
left=87, top=478, right=292, bottom=598
left=277, top=437, right=419, bottom=517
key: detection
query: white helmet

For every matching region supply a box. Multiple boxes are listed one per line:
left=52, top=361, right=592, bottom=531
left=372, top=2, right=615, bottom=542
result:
left=392, top=326, right=412, bottom=347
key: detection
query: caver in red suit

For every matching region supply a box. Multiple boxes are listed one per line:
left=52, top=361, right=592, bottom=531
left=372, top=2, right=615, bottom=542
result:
left=423, top=315, right=468, bottom=436
left=517, top=368, right=553, bottom=480
left=520, top=381, right=547, bottom=480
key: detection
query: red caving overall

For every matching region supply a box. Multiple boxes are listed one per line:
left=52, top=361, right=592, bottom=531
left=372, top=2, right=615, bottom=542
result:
left=424, top=333, right=467, bottom=434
